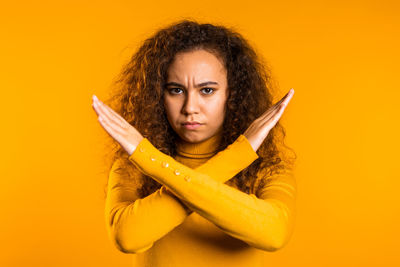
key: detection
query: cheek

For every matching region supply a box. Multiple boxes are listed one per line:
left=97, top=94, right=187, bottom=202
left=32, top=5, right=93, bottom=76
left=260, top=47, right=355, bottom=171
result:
left=164, top=98, right=179, bottom=120
left=209, top=101, right=226, bottom=122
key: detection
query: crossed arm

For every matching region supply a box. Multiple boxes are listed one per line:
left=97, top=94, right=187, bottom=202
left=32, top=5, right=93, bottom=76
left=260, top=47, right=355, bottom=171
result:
left=105, top=134, right=297, bottom=254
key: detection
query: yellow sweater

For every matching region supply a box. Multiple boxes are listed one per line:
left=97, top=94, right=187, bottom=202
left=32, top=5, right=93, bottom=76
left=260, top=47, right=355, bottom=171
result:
left=105, top=132, right=297, bottom=267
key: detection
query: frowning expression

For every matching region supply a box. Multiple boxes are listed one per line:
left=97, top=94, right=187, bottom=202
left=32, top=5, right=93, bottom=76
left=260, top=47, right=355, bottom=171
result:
left=163, top=49, right=229, bottom=143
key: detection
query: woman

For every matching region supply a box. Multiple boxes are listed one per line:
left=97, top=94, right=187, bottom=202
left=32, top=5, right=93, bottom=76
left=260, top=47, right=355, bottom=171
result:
left=92, top=19, right=296, bottom=267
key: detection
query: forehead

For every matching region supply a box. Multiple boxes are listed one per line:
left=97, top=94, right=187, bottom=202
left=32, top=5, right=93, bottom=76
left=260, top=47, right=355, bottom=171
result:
left=167, top=50, right=227, bottom=81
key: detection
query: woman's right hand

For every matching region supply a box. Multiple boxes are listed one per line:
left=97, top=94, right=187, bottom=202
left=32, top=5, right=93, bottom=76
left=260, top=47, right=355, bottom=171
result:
left=243, top=88, right=294, bottom=152
left=92, top=95, right=144, bottom=156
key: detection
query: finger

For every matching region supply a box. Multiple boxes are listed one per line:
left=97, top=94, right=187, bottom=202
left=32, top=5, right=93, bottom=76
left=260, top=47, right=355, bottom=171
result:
left=93, top=101, right=128, bottom=137
left=260, top=89, right=294, bottom=133
left=97, top=99, right=129, bottom=127
left=93, top=101, right=110, bottom=122
left=280, top=89, right=294, bottom=108
left=268, top=100, right=289, bottom=125
left=97, top=114, right=127, bottom=138
left=260, top=89, right=294, bottom=120
left=91, top=97, right=102, bottom=116
left=92, top=98, right=115, bottom=122
left=274, top=88, right=294, bottom=107
left=272, top=104, right=287, bottom=125
left=270, top=89, right=294, bottom=114
left=261, top=92, right=293, bottom=124
left=93, top=101, right=127, bottom=135
left=93, top=98, right=127, bottom=130
left=92, top=102, right=100, bottom=117
left=261, top=103, right=286, bottom=132
left=97, top=116, right=119, bottom=140
left=260, top=97, right=287, bottom=121
left=275, top=94, right=288, bottom=106
left=262, top=101, right=285, bottom=123
left=94, top=97, right=129, bottom=129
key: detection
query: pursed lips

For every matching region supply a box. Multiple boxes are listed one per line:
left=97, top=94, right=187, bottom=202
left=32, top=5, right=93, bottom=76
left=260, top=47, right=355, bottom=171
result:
left=182, top=122, right=202, bottom=125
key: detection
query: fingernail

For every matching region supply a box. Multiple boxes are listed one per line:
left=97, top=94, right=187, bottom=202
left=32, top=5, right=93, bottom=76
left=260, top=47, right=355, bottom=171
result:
left=93, top=95, right=98, bottom=101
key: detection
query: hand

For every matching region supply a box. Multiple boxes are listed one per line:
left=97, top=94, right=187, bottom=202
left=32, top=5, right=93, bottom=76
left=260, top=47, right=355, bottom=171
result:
left=243, top=88, right=294, bottom=152
left=91, top=95, right=144, bottom=156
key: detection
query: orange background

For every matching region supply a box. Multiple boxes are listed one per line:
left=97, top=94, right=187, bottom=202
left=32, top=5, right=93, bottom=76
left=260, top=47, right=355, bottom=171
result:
left=1, top=0, right=399, bottom=266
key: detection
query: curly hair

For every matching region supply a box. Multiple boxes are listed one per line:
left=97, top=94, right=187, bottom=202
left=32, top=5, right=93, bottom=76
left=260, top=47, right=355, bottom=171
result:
left=101, top=19, right=296, bottom=199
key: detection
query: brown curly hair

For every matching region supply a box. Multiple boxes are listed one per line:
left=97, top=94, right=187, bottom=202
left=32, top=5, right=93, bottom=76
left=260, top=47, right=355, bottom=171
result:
left=100, top=19, right=296, bottom=199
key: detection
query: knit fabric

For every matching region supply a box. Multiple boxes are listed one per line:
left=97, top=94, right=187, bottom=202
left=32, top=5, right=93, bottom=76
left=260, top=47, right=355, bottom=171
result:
left=105, top=131, right=297, bottom=267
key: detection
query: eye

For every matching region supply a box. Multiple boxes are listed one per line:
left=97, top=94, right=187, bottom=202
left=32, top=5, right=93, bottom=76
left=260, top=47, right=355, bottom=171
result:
left=168, top=88, right=183, bottom=95
left=201, top=88, right=214, bottom=95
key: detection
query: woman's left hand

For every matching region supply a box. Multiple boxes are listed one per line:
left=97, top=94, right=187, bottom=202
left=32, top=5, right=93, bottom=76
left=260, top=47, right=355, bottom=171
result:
left=91, top=95, right=144, bottom=156
left=243, top=88, right=294, bottom=152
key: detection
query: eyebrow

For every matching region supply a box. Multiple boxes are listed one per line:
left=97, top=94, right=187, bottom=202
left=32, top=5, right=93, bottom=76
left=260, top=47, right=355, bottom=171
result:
left=165, top=81, right=219, bottom=88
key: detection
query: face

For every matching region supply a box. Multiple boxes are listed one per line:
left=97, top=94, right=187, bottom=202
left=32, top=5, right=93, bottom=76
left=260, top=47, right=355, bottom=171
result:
left=163, top=49, right=229, bottom=143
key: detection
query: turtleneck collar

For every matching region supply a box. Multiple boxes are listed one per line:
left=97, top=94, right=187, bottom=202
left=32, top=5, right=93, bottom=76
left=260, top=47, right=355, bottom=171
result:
left=176, top=129, right=223, bottom=159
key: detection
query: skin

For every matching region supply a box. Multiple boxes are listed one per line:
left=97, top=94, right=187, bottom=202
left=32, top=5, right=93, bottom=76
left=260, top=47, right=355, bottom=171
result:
left=91, top=50, right=294, bottom=156
left=163, top=49, right=229, bottom=144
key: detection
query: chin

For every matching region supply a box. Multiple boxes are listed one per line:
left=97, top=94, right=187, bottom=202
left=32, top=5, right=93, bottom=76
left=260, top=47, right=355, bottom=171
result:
left=178, top=132, right=205, bottom=143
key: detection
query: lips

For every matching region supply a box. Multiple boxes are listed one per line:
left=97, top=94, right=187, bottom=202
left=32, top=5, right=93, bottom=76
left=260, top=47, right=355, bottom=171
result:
left=182, top=122, right=202, bottom=130
left=182, top=121, right=202, bottom=125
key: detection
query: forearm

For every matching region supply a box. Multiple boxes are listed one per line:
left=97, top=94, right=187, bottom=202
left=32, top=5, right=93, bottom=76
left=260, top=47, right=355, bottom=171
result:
left=105, top=186, right=189, bottom=253
left=129, top=137, right=294, bottom=251
left=163, top=134, right=259, bottom=213
left=106, top=135, right=259, bottom=253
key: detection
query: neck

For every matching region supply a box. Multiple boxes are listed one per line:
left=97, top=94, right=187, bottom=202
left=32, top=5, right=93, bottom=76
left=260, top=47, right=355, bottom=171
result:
left=176, top=130, right=223, bottom=159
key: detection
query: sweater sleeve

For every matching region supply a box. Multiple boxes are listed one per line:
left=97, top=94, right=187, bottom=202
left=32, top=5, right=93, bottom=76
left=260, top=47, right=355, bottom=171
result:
left=128, top=135, right=297, bottom=252
left=105, top=134, right=259, bottom=253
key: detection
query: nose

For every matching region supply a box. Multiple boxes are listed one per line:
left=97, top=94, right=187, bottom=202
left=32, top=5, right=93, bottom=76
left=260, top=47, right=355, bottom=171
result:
left=181, top=90, right=200, bottom=115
